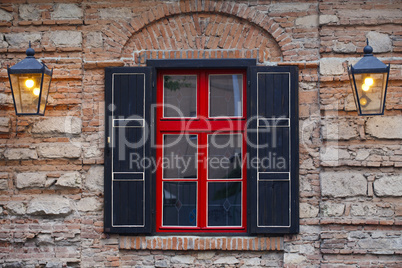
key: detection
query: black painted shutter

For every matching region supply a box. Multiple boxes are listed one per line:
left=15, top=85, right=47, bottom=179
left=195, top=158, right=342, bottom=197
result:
left=247, top=66, right=299, bottom=234
left=104, top=67, right=152, bottom=234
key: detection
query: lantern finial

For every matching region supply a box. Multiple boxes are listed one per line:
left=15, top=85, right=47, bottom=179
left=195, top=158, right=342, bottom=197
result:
left=363, top=39, right=373, bottom=55
left=26, top=41, right=35, bottom=57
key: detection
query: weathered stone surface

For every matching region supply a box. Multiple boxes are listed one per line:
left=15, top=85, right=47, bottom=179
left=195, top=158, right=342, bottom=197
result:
left=0, top=34, right=8, bottom=49
left=0, top=179, right=8, bottom=190
left=319, top=14, right=339, bottom=25
left=32, top=117, right=82, bottom=135
left=7, top=202, right=26, bottom=215
left=27, top=196, right=72, bottom=216
left=300, top=203, right=319, bottom=218
left=320, top=146, right=350, bottom=163
left=366, top=116, right=402, bottom=139
left=4, top=148, right=38, bottom=160
left=269, top=3, right=312, bottom=12
left=366, top=31, right=392, bottom=53
left=321, top=172, right=367, bottom=197
left=321, top=202, right=345, bottom=217
left=171, top=256, right=195, bottom=264
left=374, top=176, right=402, bottom=197
left=16, top=173, right=46, bottom=189
left=356, top=234, right=402, bottom=254
left=83, top=147, right=102, bottom=158
left=85, top=166, right=104, bottom=192
left=50, top=31, right=82, bottom=47
left=344, top=94, right=357, bottom=112
left=19, top=4, right=40, bottom=20
left=55, top=172, right=82, bottom=188
left=5, top=33, right=41, bottom=47
left=0, top=8, right=13, bottom=21
left=99, top=8, right=133, bottom=19
left=295, top=15, right=319, bottom=27
left=0, top=93, right=12, bottom=104
left=333, top=42, right=356, bottom=53
left=284, top=253, right=307, bottom=265
left=37, top=143, right=81, bottom=159
left=320, top=58, right=344, bottom=75
left=300, top=158, right=315, bottom=170
left=0, top=117, right=10, bottom=133
left=76, top=197, right=102, bottom=212
left=243, top=258, right=261, bottom=266
left=355, top=149, right=370, bottom=161
left=51, top=4, right=83, bottom=20
left=214, top=257, right=239, bottom=265
left=86, top=32, right=103, bottom=48
left=322, top=119, right=358, bottom=140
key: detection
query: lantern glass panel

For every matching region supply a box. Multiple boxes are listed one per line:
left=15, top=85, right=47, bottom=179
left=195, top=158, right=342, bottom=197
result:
left=9, top=73, right=42, bottom=114
left=39, top=73, right=51, bottom=114
left=352, top=72, right=387, bottom=115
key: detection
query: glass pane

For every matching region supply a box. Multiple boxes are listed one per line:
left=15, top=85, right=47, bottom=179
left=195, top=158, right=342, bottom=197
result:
left=39, top=73, right=51, bottom=114
left=209, top=74, right=243, bottom=117
left=10, top=73, right=42, bottom=114
left=208, top=134, right=242, bottom=179
left=163, top=182, right=197, bottom=226
left=164, top=75, right=197, bottom=117
left=208, top=182, right=241, bottom=226
left=352, top=73, right=387, bottom=114
left=163, top=135, right=197, bottom=179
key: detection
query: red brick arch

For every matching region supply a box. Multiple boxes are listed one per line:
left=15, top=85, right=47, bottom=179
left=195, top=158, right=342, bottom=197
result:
left=107, top=1, right=291, bottom=64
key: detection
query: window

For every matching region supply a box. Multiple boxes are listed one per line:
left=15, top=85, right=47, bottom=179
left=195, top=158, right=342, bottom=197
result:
left=156, top=70, right=247, bottom=232
left=104, top=60, right=299, bottom=235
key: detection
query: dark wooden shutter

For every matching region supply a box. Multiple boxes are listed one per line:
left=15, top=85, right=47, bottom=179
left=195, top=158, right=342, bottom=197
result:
left=104, top=67, right=153, bottom=234
left=247, top=66, right=299, bottom=234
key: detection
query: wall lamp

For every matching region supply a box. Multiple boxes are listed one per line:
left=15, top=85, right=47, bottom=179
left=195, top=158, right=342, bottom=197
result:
left=7, top=42, right=52, bottom=116
left=348, top=40, right=390, bottom=116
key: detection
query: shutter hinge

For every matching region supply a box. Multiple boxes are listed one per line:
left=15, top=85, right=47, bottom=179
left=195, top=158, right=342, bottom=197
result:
left=107, top=137, right=110, bottom=144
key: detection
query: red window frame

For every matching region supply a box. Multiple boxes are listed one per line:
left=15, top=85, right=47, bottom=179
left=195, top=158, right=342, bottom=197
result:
left=156, top=69, right=247, bottom=233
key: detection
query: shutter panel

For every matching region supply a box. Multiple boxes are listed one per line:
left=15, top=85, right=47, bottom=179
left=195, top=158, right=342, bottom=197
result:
left=247, top=66, right=299, bottom=234
left=104, top=67, right=153, bottom=234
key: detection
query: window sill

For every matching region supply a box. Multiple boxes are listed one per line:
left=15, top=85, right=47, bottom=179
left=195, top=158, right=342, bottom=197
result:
left=119, top=236, right=283, bottom=251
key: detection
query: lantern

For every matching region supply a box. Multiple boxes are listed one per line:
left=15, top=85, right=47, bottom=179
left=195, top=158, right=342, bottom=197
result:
left=7, top=42, right=52, bottom=116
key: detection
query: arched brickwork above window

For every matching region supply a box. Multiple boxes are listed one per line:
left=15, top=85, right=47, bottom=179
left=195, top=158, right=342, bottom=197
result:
left=121, top=13, right=282, bottom=64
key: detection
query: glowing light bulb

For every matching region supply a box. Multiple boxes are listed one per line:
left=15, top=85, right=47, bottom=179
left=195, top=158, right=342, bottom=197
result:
left=33, top=88, right=40, bottom=96
left=364, top=77, right=374, bottom=86
left=362, top=83, right=370, bottom=92
left=360, top=97, right=368, bottom=106
left=25, top=79, right=34, bottom=88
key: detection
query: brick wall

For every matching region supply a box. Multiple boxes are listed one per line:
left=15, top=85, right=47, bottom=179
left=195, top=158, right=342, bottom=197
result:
left=0, top=0, right=401, bottom=267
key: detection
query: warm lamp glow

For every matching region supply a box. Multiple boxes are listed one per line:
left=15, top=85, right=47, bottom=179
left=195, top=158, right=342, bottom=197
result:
left=360, top=97, right=368, bottom=106
left=25, top=79, right=34, bottom=88
left=33, top=88, right=40, bottom=96
left=364, top=77, right=374, bottom=86
left=362, top=83, right=370, bottom=92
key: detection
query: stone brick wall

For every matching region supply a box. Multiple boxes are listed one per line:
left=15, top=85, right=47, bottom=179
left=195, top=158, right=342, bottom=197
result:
left=0, top=0, right=401, bottom=267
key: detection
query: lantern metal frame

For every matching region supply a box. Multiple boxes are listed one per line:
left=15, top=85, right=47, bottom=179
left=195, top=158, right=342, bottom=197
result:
left=348, top=40, right=390, bottom=116
left=7, top=42, right=53, bottom=116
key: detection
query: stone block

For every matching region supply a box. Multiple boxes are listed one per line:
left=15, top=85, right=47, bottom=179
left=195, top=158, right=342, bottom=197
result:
left=99, top=8, right=133, bottom=19
left=0, top=117, right=10, bottom=133
left=16, top=173, right=46, bottom=189
left=355, top=149, right=370, bottom=161
left=300, top=203, right=319, bottom=218
left=295, top=15, right=319, bottom=27
left=76, top=197, right=102, bottom=212
left=171, top=256, right=195, bottom=264
left=37, top=143, right=81, bottom=159
left=321, top=202, right=345, bottom=217
left=7, top=202, right=26, bottom=215
left=0, top=179, right=8, bottom=190
left=284, top=253, right=307, bottom=265
left=27, top=196, right=72, bottom=216
left=49, top=31, right=82, bottom=47
left=366, top=31, right=392, bottom=53
left=19, top=4, right=40, bottom=20
left=320, top=146, right=350, bottom=163
left=83, top=147, right=102, bottom=158
left=85, top=32, right=103, bottom=48
left=319, top=58, right=344, bottom=75
left=55, top=172, right=82, bottom=188
left=333, top=42, right=356, bottom=53
left=85, top=165, right=104, bottom=192
left=374, top=176, right=402, bottom=197
left=366, top=116, right=402, bottom=139
left=0, top=8, right=13, bottom=21
left=0, top=34, right=8, bottom=49
left=51, top=4, right=83, bottom=20
left=32, top=117, right=82, bottom=135
left=322, top=118, right=358, bottom=140
left=5, top=33, right=41, bottom=47
left=319, top=15, right=339, bottom=25
left=4, top=148, right=38, bottom=160
left=0, top=93, right=12, bottom=104
left=321, top=172, right=367, bottom=197
left=269, top=3, right=312, bottom=12
left=214, top=257, right=239, bottom=265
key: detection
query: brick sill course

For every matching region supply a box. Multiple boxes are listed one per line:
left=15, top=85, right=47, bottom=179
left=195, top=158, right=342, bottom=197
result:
left=119, top=236, right=283, bottom=251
